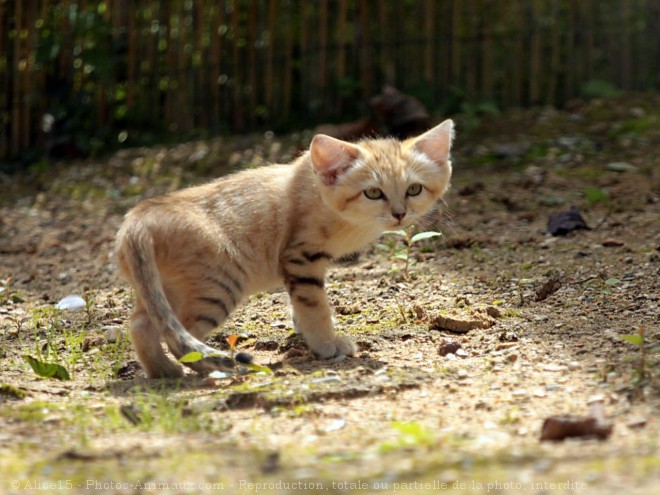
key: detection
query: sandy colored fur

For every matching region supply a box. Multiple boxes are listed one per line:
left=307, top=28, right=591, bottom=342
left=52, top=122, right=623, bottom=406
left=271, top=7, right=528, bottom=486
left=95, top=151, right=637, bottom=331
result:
left=116, top=121, right=454, bottom=378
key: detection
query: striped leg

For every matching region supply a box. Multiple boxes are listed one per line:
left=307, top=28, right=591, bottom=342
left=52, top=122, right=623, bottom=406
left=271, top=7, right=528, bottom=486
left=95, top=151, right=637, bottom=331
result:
left=282, top=250, right=356, bottom=359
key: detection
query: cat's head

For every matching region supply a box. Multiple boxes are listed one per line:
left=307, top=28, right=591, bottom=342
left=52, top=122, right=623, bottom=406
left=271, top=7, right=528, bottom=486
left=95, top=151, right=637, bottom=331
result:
left=310, top=119, right=454, bottom=230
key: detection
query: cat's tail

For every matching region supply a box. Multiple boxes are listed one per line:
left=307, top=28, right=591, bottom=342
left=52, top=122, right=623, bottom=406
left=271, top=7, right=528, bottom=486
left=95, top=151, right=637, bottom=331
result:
left=117, top=222, right=246, bottom=375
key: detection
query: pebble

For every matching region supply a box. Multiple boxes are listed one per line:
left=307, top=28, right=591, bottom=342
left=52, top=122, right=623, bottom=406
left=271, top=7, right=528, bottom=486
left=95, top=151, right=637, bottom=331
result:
left=456, top=369, right=469, bottom=380
left=543, top=363, right=569, bottom=372
left=102, top=325, right=124, bottom=343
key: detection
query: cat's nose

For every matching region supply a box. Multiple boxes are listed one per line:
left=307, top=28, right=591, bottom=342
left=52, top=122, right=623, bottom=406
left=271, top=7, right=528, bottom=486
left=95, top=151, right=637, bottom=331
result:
left=392, top=211, right=406, bottom=222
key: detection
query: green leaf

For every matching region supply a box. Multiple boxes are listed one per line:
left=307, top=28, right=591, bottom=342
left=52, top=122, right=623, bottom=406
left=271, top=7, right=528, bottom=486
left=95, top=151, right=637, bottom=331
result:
left=178, top=351, right=204, bottom=363
left=382, top=230, right=407, bottom=237
left=23, top=355, right=70, bottom=381
left=394, top=252, right=409, bottom=261
left=605, top=278, right=620, bottom=286
left=584, top=187, right=608, bottom=205
left=410, top=231, right=442, bottom=244
left=619, top=334, right=643, bottom=346
left=245, top=363, right=274, bottom=374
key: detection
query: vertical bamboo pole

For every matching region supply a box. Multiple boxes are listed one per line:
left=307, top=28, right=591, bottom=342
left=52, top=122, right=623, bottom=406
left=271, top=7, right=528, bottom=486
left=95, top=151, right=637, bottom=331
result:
left=620, top=1, right=632, bottom=89
left=22, top=0, right=37, bottom=149
left=211, top=2, right=224, bottom=128
left=379, top=1, right=391, bottom=84
left=282, top=2, right=294, bottom=122
left=358, top=0, right=371, bottom=99
left=480, top=0, right=493, bottom=100
left=565, top=0, right=576, bottom=100
left=546, top=1, right=561, bottom=105
left=424, top=0, right=435, bottom=83
left=0, top=0, right=6, bottom=158
left=299, top=0, right=308, bottom=107
left=265, top=0, right=276, bottom=113
left=318, top=0, right=328, bottom=113
left=165, top=0, right=174, bottom=126
left=247, top=0, right=257, bottom=127
left=528, top=0, right=542, bottom=105
left=451, top=0, right=462, bottom=92
left=465, top=0, right=477, bottom=98
left=11, top=0, right=23, bottom=156
left=127, top=0, right=137, bottom=109
left=231, top=0, right=243, bottom=130
left=336, top=0, right=347, bottom=111
left=195, top=0, right=207, bottom=129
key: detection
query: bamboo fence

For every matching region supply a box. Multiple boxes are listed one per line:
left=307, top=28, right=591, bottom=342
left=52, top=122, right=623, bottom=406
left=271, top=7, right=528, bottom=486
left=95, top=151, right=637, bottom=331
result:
left=0, top=0, right=658, bottom=161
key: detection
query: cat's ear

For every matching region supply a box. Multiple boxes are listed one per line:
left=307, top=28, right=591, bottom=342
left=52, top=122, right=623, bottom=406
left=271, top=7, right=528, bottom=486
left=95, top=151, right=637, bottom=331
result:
left=310, top=134, right=361, bottom=185
left=410, top=119, right=454, bottom=166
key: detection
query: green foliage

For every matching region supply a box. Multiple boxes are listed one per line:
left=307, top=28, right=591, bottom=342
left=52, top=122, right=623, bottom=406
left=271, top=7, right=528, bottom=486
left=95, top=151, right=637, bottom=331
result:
left=379, top=421, right=436, bottom=453
left=584, top=187, right=608, bottom=205
left=581, top=79, right=620, bottom=99
left=618, top=327, right=650, bottom=390
left=378, top=228, right=442, bottom=278
left=23, top=355, right=71, bottom=381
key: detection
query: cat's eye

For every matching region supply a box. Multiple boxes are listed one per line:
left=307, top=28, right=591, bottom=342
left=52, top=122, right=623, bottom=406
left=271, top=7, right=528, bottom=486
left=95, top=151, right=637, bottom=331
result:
left=364, top=187, right=385, bottom=200
left=406, top=183, right=423, bottom=197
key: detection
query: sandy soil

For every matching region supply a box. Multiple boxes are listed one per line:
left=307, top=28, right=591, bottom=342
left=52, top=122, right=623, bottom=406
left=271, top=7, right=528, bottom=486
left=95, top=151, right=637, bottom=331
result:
left=0, top=94, right=658, bottom=494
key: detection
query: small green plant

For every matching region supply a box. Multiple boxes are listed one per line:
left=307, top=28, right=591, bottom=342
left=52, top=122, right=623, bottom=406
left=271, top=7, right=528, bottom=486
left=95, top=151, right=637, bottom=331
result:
left=23, top=355, right=71, bottom=381
left=584, top=187, right=608, bottom=205
left=377, top=227, right=442, bottom=278
left=0, top=276, right=23, bottom=304
left=619, top=327, right=649, bottom=386
left=379, top=421, right=436, bottom=453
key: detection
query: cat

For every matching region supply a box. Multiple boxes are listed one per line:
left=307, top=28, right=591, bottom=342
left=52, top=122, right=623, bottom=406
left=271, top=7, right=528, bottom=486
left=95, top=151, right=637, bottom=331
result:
left=116, top=120, right=454, bottom=378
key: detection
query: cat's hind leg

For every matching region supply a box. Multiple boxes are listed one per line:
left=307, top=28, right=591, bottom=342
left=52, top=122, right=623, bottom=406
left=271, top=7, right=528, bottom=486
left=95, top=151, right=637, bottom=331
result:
left=130, top=302, right=184, bottom=379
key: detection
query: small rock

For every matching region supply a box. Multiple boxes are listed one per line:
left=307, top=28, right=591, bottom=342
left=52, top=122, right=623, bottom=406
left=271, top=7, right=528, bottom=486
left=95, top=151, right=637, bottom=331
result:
left=456, top=369, right=469, bottom=380
left=485, top=306, right=502, bottom=318
left=505, top=353, right=518, bottom=363
left=605, top=162, right=638, bottom=172
left=626, top=417, right=647, bottom=429
left=270, top=321, right=287, bottom=329
left=543, top=363, right=569, bottom=372
left=102, top=325, right=124, bottom=343
left=602, top=238, right=625, bottom=247
left=455, top=348, right=469, bottom=359
left=438, top=339, right=462, bottom=356
left=55, top=294, right=86, bottom=311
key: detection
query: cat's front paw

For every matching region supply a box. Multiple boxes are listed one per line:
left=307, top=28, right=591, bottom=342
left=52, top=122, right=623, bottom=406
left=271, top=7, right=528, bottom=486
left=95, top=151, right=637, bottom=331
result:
left=310, top=334, right=357, bottom=359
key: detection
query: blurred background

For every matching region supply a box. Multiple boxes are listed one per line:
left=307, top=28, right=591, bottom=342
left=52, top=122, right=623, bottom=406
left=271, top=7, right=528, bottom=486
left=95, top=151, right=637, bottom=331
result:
left=1, top=0, right=659, bottom=166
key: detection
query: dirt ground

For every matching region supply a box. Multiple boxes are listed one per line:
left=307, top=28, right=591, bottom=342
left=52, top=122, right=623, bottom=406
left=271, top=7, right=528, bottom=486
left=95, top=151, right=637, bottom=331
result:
left=1, top=94, right=658, bottom=494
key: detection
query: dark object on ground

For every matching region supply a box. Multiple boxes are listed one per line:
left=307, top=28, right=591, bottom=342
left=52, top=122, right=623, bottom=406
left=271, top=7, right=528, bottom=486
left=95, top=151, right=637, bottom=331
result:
left=541, top=401, right=613, bottom=441
left=369, top=85, right=432, bottom=139
left=438, top=338, right=462, bottom=356
left=547, top=206, right=590, bottom=236
left=541, top=415, right=613, bottom=441
left=235, top=352, right=254, bottom=365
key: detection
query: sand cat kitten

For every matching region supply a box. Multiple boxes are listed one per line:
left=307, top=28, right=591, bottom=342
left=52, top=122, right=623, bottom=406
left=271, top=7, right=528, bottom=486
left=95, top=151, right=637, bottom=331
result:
left=116, top=120, right=454, bottom=378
